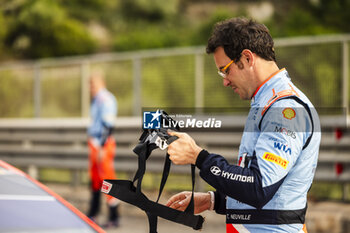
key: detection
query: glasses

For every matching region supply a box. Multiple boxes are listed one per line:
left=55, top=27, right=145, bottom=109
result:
left=217, top=53, right=242, bottom=78
left=218, top=60, right=234, bottom=78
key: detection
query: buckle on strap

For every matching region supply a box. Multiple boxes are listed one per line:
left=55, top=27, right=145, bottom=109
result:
left=143, top=130, right=173, bottom=150
left=155, top=136, right=168, bottom=150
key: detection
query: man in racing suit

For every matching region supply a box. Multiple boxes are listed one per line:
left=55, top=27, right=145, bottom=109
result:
left=166, top=17, right=321, bottom=233
left=87, top=71, right=120, bottom=227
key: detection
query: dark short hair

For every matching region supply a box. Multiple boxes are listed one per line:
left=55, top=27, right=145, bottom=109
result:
left=206, top=17, right=276, bottom=62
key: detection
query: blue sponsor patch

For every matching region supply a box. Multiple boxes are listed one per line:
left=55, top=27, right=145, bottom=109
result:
left=273, top=142, right=292, bottom=155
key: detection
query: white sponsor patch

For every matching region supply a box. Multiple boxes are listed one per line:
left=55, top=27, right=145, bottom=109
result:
left=210, top=166, right=221, bottom=176
left=210, top=166, right=254, bottom=183
left=101, top=181, right=112, bottom=194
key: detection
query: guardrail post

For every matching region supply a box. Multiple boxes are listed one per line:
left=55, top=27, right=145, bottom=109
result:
left=343, top=182, right=349, bottom=201
left=71, top=169, right=80, bottom=187
left=342, top=41, right=349, bottom=116
left=133, top=57, right=142, bottom=116
left=81, top=61, right=90, bottom=117
left=195, top=54, right=204, bottom=111
left=195, top=173, right=206, bottom=192
left=33, top=64, right=41, bottom=118
left=28, top=164, right=38, bottom=180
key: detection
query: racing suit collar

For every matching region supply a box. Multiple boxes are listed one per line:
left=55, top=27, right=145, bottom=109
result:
left=251, top=68, right=287, bottom=105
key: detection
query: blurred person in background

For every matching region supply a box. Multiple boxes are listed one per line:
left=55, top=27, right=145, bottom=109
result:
left=87, top=71, right=120, bottom=228
left=166, top=17, right=321, bottom=233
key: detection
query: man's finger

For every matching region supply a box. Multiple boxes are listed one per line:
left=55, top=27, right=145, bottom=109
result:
left=169, top=199, right=188, bottom=210
left=168, top=131, right=183, bottom=137
left=166, top=194, right=183, bottom=207
left=166, top=192, right=188, bottom=206
left=166, top=197, right=175, bottom=207
left=167, top=199, right=179, bottom=208
left=166, top=198, right=177, bottom=207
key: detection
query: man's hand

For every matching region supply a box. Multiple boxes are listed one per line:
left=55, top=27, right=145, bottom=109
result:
left=166, top=191, right=211, bottom=214
left=167, top=132, right=202, bottom=165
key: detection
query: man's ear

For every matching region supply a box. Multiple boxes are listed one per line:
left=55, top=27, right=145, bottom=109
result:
left=241, top=49, right=254, bottom=66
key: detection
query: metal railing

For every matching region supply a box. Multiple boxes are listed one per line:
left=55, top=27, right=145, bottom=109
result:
left=0, top=34, right=349, bottom=118
left=0, top=117, right=349, bottom=198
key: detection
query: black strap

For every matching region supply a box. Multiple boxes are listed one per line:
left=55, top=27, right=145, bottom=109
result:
left=147, top=212, right=158, bottom=233
left=226, top=205, right=307, bottom=224
left=103, top=126, right=204, bottom=232
left=258, top=96, right=314, bottom=150
left=156, top=153, right=171, bottom=202
left=103, top=179, right=204, bottom=231
left=185, top=165, right=196, bottom=213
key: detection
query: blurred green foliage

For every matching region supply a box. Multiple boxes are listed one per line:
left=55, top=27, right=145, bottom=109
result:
left=3, top=0, right=96, bottom=58
left=189, top=9, right=238, bottom=46
left=276, top=43, right=343, bottom=109
left=142, top=55, right=195, bottom=108
left=40, top=65, right=82, bottom=117
left=113, top=24, right=184, bottom=51
left=0, top=69, right=34, bottom=117
left=119, top=0, right=179, bottom=22
left=39, top=168, right=72, bottom=183
left=0, top=11, right=6, bottom=52
left=0, top=0, right=348, bottom=59
left=308, top=182, right=346, bottom=201
left=266, top=0, right=350, bottom=37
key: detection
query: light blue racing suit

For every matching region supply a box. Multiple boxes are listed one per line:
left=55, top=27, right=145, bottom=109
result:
left=88, top=88, right=117, bottom=146
left=195, top=69, right=321, bottom=233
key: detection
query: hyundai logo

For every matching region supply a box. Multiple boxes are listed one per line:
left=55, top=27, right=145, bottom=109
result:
left=210, top=166, right=221, bottom=176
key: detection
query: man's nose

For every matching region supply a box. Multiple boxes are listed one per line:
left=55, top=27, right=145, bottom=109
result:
left=223, top=78, right=230, bottom=87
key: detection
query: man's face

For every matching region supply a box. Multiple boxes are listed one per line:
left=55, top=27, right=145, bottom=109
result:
left=213, top=47, right=254, bottom=100
left=90, top=76, right=104, bottom=97
left=89, top=78, right=98, bottom=97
